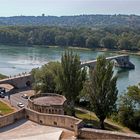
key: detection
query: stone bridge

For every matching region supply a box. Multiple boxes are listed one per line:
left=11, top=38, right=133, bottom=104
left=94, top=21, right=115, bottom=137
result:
left=81, top=55, right=135, bottom=69
left=0, top=55, right=134, bottom=89
left=0, top=73, right=33, bottom=89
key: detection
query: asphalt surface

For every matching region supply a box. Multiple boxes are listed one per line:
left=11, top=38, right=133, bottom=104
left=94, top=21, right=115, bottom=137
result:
left=2, top=88, right=34, bottom=110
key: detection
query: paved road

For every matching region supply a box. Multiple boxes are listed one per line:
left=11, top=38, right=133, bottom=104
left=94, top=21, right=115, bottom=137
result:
left=2, top=88, right=34, bottom=110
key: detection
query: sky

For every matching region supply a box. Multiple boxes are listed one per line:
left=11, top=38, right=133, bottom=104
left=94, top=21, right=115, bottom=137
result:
left=0, top=0, right=140, bottom=17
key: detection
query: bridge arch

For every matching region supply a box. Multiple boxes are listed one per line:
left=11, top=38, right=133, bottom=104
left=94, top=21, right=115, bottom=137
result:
left=26, top=80, right=31, bottom=87
left=81, top=55, right=135, bottom=69
left=0, top=74, right=33, bottom=89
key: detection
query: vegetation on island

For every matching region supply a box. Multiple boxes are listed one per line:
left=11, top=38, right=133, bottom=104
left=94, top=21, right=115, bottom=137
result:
left=0, top=26, right=140, bottom=51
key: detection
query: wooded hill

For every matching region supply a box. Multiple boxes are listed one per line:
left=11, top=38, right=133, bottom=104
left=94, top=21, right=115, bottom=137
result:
left=0, top=14, right=140, bottom=27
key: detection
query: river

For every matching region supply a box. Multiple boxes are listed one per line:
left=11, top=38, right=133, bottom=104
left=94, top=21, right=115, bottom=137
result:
left=0, top=45, right=140, bottom=94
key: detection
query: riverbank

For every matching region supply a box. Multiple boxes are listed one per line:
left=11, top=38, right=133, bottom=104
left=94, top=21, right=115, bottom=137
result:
left=96, top=48, right=140, bottom=56
left=1, top=44, right=140, bottom=56
left=48, top=45, right=140, bottom=56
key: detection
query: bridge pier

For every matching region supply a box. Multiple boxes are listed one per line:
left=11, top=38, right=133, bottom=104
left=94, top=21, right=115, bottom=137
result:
left=114, top=55, right=135, bottom=69
left=81, top=55, right=135, bottom=70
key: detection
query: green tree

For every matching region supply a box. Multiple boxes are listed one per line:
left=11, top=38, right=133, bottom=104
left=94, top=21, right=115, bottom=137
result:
left=55, top=35, right=67, bottom=46
left=118, top=93, right=134, bottom=127
left=89, top=56, right=118, bottom=129
left=118, top=84, right=140, bottom=131
left=119, top=38, right=132, bottom=50
left=101, top=37, right=117, bottom=49
left=31, top=62, right=61, bottom=93
left=137, top=40, right=140, bottom=49
left=58, top=51, right=86, bottom=115
left=127, top=84, right=140, bottom=104
left=86, top=37, right=99, bottom=48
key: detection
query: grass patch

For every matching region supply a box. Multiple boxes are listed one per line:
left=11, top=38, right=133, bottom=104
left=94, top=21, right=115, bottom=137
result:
left=75, top=109, right=97, bottom=120
left=75, top=109, right=134, bottom=133
left=0, top=73, right=7, bottom=80
left=0, top=101, right=14, bottom=115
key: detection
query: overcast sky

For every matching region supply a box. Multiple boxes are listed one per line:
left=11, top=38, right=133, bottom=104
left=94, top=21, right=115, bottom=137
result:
left=0, top=0, right=140, bottom=16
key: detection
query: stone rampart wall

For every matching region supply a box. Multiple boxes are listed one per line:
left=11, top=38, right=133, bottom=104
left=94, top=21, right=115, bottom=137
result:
left=25, top=108, right=82, bottom=134
left=79, top=128, right=140, bottom=140
left=0, top=108, right=140, bottom=139
left=0, top=109, right=25, bottom=128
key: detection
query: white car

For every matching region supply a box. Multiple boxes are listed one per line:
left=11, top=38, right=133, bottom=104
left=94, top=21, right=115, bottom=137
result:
left=21, top=94, right=28, bottom=99
left=17, top=102, right=24, bottom=108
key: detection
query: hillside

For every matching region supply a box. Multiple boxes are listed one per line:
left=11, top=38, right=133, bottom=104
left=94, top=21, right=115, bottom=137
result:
left=0, top=14, right=140, bottom=27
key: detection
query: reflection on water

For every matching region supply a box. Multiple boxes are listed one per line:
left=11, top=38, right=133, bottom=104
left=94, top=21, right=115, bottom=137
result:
left=0, top=45, right=140, bottom=94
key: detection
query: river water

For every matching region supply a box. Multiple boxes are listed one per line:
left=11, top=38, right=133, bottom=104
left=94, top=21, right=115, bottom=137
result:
left=0, top=45, right=140, bottom=94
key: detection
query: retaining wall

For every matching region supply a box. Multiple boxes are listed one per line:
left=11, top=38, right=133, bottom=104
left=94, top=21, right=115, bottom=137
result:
left=79, top=128, right=140, bottom=140
left=0, top=108, right=140, bottom=139
left=0, top=109, right=25, bottom=128
left=25, top=108, right=82, bottom=135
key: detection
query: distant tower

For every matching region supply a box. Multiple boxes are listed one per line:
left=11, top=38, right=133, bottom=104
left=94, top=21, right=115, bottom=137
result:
left=42, top=13, right=45, bottom=17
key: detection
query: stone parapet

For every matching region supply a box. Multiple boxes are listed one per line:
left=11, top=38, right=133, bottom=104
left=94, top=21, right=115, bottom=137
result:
left=79, top=128, right=140, bottom=140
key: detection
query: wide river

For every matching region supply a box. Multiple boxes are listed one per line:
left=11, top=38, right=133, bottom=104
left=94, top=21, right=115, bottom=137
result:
left=0, top=45, right=140, bottom=94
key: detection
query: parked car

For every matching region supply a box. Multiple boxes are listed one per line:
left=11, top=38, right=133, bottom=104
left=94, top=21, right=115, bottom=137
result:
left=0, top=87, right=5, bottom=93
left=21, top=94, right=28, bottom=99
left=84, top=123, right=94, bottom=128
left=17, top=102, right=24, bottom=108
left=0, top=92, right=5, bottom=98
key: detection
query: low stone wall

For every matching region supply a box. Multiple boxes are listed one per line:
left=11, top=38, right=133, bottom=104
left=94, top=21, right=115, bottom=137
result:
left=1, top=108, right=140, bottom=139
left=79, top=128, right=140, bottom=140
left=25, top=108, right=82, bottom=135
left=0, top=109, right=25, bottom=128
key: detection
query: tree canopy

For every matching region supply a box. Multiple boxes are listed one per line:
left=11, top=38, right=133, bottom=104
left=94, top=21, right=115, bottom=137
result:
left=31, top=62, right=61, bottom=93
left=117, top=84, right=140, bottom=131
left=89, top=56, right=118, bottom=129
left=58, top=51, right=86, bottom=115
left=0, top=26, right=139, bottom=51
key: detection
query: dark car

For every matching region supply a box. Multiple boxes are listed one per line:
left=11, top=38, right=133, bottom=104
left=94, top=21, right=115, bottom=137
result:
left=84, top=123, right=94, bottom=128
left=0, top=92, right=5, bottom=98
left=0, top=87, right=5, bottom=93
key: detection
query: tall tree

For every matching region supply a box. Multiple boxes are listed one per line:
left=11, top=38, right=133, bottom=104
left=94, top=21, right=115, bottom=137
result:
left=89, top=56, right=118, bottom=129
left=58, top=51, right=86, bottom=115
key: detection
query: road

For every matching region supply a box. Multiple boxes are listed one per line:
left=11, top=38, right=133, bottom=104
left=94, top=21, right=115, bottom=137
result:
left=2, top=88, right=34, bottom=110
